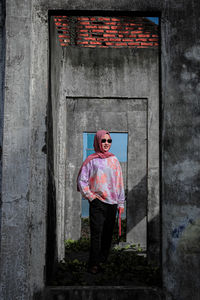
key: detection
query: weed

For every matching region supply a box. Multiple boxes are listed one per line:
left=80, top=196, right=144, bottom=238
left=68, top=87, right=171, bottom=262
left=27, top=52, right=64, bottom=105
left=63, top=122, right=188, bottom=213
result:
left=52, top=235, right=161, bottom=287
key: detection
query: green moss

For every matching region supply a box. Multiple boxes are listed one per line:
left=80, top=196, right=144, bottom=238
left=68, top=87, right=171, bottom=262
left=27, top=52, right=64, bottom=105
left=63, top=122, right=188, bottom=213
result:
left=52, top=234, right=161, bottom=287
left=65, top=238, right=90, bottom=253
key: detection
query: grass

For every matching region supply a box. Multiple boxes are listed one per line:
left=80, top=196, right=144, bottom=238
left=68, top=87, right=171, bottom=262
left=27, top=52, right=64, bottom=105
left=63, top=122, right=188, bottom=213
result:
left=50, top=218, right=161, bottom=287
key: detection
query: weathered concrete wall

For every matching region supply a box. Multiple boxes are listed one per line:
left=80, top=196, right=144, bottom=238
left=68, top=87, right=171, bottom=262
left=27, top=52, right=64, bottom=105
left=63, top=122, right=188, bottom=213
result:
left=0, top=0, right=200, bottom=300
left=45, top=18, right=62, bottom=281
left=0, top=0, right=5, bottom=234
left=0, top=0, right=48, bottom=299
left=60, top=44, right=159, bottom=262
left=48, top=16, right=66, bottom=268
left=51, top=46, right=159, bottom=258
left=0, top=0, right=32, bottom=299
left=28, top=4, right=48, bottom=297
left=161, top=3, right=200, bottom=299
left=50, top=23, right=159, bottom=259
left=61, top=47, right=159, bottom=252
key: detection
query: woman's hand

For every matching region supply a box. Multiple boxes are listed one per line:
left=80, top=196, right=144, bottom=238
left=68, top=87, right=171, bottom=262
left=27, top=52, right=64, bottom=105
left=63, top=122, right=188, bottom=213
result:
left=94, top=194, right=104, bottom=201
left=119, top=207, right=124, bottom=214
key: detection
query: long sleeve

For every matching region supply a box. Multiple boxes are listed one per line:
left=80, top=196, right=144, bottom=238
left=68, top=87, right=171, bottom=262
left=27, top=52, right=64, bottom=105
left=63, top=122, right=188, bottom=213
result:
left=77, top=156, right=125, bottom=207
left=77, top=163, right=96, bottom=202
left=116, top=160, right=125, bottom=208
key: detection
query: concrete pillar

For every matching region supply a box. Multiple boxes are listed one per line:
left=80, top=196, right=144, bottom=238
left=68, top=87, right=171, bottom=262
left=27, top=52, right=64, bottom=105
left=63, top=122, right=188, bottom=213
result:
left=0, top=0, right=32, bottom=298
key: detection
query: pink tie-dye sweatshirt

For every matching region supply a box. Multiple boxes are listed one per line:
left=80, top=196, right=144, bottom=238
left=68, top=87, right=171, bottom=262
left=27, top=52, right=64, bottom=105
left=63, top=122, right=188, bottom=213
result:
left=77, top=156, right=125, bottom=208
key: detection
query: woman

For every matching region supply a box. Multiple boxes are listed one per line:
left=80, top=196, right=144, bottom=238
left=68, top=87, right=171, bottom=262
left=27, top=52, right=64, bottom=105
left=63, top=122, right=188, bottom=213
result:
left=77, top=130, right=125, bottom=274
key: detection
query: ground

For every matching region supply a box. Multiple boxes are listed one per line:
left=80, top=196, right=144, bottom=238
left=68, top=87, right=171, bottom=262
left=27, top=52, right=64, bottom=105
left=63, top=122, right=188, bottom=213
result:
left=50, top=219, right=161, bottom=287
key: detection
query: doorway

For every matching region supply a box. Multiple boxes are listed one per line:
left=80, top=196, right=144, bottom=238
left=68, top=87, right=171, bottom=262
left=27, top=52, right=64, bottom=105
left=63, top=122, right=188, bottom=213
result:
left=49, top=14, right=160, bottom=263
left=65, top=97, right=147, bottom=250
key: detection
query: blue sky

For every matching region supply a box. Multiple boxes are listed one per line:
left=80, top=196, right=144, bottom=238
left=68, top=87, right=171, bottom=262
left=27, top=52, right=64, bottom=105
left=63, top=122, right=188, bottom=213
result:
left=146, top=17, right=159, bottom=25
left=83, top=132, right=128, bottom=162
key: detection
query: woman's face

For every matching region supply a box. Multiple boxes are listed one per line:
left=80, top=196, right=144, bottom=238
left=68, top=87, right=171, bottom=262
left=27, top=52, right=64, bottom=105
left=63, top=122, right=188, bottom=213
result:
left=101, top=134, right=112, bottom=152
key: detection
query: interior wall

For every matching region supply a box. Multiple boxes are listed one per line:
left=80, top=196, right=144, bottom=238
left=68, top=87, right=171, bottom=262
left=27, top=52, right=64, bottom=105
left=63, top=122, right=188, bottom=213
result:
left=0, top=1, right=200, bottom=300
left=59, top=46, right=159, bottom=260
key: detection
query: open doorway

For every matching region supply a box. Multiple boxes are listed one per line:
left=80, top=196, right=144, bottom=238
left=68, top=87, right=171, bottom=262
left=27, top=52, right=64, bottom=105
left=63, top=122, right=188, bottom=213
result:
left=65, top=97, right=147, bottom=248
left=47, top=12, right=160, bottom=285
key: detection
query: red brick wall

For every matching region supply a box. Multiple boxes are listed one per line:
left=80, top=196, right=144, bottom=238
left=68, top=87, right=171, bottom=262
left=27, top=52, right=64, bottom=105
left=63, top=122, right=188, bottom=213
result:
left=54, top=16, right=159, bottom=48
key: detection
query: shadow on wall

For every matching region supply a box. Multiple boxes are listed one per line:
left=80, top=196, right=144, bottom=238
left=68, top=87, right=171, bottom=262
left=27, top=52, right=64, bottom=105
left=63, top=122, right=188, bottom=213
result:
left=148, top=214, right=160, bottom=264
left=46, top=99, right=58, bottom=284
left=127, top=175, right=147, bottom=234
left=127, top=175, right=160, bottom=263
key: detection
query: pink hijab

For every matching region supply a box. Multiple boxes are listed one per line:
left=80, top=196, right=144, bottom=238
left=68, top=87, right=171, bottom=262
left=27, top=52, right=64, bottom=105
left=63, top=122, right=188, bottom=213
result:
left=77, top=130, right=114, bottom=191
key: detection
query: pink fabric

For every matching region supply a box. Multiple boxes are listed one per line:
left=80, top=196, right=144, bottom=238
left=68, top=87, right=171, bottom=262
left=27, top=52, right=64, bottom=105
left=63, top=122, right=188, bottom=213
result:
left=77, top=130, right=114, bottom=191
left=77, top=156, right=125, bottom=208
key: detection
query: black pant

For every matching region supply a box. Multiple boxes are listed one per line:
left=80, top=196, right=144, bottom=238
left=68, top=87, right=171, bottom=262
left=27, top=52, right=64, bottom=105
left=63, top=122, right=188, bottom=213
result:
left=89, top=198, right=117, bottom=267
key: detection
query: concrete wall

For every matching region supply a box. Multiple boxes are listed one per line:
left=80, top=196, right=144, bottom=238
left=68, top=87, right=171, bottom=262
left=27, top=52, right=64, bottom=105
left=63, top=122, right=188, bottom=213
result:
left=0, top=0, right=200, bottom=300
left=50, top=24, right=159, bottom=258
left=161, top=3, right=200, bottom=299
left=47, top=16, right=66, bottom=267
left=58, top=47, right=158, bottom=253
left=0, top=0, right=48, bottom=298
left=0, top=0, right=32, bottom=299
left=0, top=0, right=5, bottom=232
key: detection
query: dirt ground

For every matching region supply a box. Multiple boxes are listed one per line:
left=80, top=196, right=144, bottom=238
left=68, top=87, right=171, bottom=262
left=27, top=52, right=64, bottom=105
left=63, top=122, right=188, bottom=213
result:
left=51, top=219, right=161, bottom=287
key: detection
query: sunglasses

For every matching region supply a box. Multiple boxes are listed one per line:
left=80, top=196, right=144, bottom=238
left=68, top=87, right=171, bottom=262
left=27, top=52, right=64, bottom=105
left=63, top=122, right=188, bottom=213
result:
left=101, top=139, right=112, bottom=143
